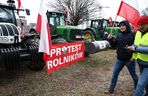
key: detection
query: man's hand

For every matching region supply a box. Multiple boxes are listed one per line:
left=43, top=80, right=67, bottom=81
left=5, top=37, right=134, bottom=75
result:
left=107, top=33, right=113, bottom=39
left=126, top=45, right=136, bottom=51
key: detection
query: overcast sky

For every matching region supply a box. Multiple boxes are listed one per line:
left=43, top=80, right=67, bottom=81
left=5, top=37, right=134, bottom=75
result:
left=23, top=0, right=148, bottom=24
left=1, top=0, right=148, bottom=24
left=22, top=0, right=122, bottom=23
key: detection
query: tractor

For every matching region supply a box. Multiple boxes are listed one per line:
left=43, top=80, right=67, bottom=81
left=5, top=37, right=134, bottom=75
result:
left=46, top=11, right=110, bottom=56
left=0, top=0, right=44, bottom=71
left=84, top=18, right=120, bottom=43
left=46, top=11, right=85, bottom=43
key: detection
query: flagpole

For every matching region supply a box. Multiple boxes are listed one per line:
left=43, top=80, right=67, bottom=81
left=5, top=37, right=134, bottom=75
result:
left=110, top=0, right=123, bottom=34
left=110, top=15, right=118, bottom=34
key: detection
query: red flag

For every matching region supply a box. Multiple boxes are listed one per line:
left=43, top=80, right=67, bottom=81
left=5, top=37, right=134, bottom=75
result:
left=108, top=17, right=113, bottom=26
left=117, top=0, right=140, bottom=30
left=17, top=0, right=21, bottom=9
left=36, top=0, right=52, bottom=55
left=17, top=0, right=23, bottom=14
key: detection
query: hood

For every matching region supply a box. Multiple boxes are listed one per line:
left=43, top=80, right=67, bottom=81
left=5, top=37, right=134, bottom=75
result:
left=119, top=20, right=131, bottom=33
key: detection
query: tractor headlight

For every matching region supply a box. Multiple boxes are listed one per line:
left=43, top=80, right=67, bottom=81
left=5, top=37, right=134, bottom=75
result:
left=0, top=37, right=9, bottom=42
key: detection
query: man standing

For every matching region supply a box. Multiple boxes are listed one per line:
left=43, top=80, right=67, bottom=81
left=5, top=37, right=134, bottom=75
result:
left=127, top=16, right=148, bottom=96
left=104, top=20, right=138, bottom=94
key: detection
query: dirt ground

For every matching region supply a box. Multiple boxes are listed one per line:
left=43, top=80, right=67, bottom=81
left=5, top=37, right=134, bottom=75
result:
left=0, top=49, right=140, bottom=96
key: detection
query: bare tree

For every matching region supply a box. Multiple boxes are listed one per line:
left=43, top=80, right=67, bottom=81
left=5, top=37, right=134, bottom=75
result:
left=47, top=0, right=100, bottom=26
left=141, top=7, right=148, bottom=16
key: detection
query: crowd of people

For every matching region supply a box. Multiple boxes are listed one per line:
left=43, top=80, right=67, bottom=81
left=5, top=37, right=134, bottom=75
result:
left=104, top=15, right=148, bottom=96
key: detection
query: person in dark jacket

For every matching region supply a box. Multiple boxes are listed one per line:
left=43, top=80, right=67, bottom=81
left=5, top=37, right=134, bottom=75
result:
left=104, top=20, right=138, bottom=94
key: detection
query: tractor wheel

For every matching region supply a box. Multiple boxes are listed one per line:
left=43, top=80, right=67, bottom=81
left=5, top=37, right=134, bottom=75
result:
left=83, top=30, right=95, bottom=57
left=28, top=52, right=45, bottom=71
left=27, top=37, right=44, bottom=71
left=29, top=38, right=67, bottom=71
left=83, top=30, right=95, bottom=42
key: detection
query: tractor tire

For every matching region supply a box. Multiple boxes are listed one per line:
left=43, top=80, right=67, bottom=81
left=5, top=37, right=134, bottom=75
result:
left=28, top=52, right=45, bottom=71
left=27, top=38, right=44, bottom=71
left=29, top=38, right=67, bottom=71
left=83, top=30, right=96, bottom=57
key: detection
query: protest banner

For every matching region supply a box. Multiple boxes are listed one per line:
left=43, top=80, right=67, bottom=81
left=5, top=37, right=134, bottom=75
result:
left=44, top=41, right=84, bottom=74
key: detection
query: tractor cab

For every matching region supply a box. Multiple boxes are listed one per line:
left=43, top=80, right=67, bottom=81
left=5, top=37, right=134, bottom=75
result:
left=90, top=19, right=108, bottom=38
left=0, top=4, right=17, bottom=25
left=46, top=11, right=65, bottom=37
left=46, top=11, right=85, bottom=42
left=0, top=1, right=31, bottom=44
left=91, top=19, right=119, bottom=30
left=0, top=3, right=20, bottom=44
left=90, top=19, right=119, bottom=39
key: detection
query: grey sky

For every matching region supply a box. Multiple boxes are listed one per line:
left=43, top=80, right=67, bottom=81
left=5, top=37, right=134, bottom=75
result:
left=23, top=0, right=148, bottom=23
left=1, top=0, right=148, bottom=23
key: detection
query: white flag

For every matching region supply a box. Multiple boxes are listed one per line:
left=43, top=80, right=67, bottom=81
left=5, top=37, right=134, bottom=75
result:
left=36, top=0, right=52, bottom=55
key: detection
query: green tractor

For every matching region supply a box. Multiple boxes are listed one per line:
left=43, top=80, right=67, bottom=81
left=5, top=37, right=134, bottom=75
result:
left=84, top=19, right=120, bottom=42
left=46, top=11, right=111, bottom=55
left=46, top=11, right=85, bottom=43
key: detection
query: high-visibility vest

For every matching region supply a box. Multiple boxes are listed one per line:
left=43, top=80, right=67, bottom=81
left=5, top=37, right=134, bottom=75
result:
left=132, top=31, right=148, bottom=62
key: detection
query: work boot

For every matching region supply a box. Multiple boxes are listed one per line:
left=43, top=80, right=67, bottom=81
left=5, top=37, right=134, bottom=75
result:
left=104, top=88, right=114, bottom=94
left=144, top=93, right=148, bottom=96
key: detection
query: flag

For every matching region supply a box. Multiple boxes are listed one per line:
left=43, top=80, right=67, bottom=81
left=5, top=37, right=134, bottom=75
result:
left=36, top=0, right=52, bottom=55
left=108, top=17, right=113, bottom=26
left=17, top=0, right=23, bottom=15
left=117, top=0, right=140, bottom=30
left=17, top=0, right=23, bottom=9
